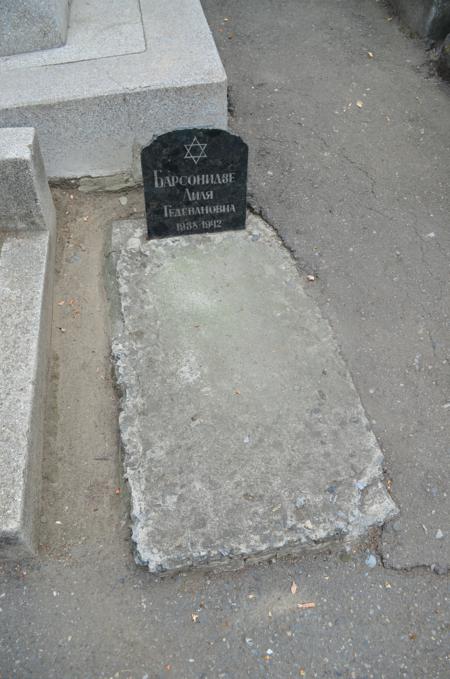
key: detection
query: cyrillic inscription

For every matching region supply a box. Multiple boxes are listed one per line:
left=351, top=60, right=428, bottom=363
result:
left=141, top=129, right=248, bottom=238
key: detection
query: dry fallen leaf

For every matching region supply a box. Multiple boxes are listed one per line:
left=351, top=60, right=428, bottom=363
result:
left=115, top=488, right=121, bottom=495
left=356, top=100, right=364, bottom=109
left=291, top=580, right=298, bottom=595
left=191, top=613, right=199, bottom=623
left=306, top=274, right=316, bottom=282
left=57, top=300, right=65, bottom=306
left=409, top=632, right=417, bottom=640
left=368, top=51, right=374, bottom=59
left=299, top=670, right=306, bottom=677
left=297, top=602, right=316, bottom=610
left=234, top=388, right=241, bottom=395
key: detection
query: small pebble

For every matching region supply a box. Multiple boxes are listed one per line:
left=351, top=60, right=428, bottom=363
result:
left=435, top=529, right=444, bottom=540
left=365, top=553, right=377, bottom=568
left=119, top=196, right=128, bottom=206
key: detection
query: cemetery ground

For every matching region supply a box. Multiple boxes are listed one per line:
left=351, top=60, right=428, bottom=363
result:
left=0, top=0, right=449, bottom=677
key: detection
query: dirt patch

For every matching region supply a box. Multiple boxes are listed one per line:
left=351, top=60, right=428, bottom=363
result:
left=39, top=187, right=145, bottom=559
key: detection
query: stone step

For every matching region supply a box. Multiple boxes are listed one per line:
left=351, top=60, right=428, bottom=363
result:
left=108, top=216, right=398, bottom=574
left=0, top=0, right=227, bottom=180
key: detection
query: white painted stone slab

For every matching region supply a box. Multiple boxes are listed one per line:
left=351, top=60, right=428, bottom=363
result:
left=0, top=0, right=227, bottom=179
left=109, top=216, right=398, bottom=573
left=0, top=0, right=145, bottom=71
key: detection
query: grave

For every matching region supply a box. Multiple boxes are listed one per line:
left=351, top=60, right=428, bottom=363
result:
left=0, top=0, right=227, bottom=181
left=0, top=128, right=55, bottom=558
left=108, top=214, right=397, bottom=573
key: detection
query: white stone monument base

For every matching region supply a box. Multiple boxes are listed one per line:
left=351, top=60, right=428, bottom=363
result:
left=0, top=0, right=227, bottom=181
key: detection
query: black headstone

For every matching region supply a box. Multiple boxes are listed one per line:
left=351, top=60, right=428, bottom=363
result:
left=141, top=128, right=248, bottom=239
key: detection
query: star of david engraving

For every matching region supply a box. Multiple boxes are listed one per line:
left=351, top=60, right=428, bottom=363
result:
left=184, top=136, right=207, bottom=165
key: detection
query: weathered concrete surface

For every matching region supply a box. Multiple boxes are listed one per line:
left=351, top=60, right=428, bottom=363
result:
left=0, top=0, right=70, bottom=57
left=0, top=128, right=56, bottom=233
left=0, top=0, right=227, bottom=179
left=0, top=230, right=54, bottom=558
left=389, top=0, right=450, bottom=40
left=109, top=216, right=397, bottom=573
left=202, top=0, right=450, bottom=573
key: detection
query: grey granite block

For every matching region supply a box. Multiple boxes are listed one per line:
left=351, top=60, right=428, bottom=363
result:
left=0, top=230, right=54, bottom=558
left=0, top=125, right=55, bottom=559
left=0, top=0, right=227, bottom=180
left=0, top=128, right=56, bottom=233
left=108, top=216, right=398, bottom=574
left=0, top=0, right=145, bottom=71
left=0, top=0, right=70, bottom=57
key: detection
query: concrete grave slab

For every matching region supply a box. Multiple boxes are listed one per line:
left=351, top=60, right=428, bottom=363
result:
left=108, top=216, right=398, bottom=573
left=0, top=0, right=227, bottom=180
left=0, top=0, right=70, bottom=57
